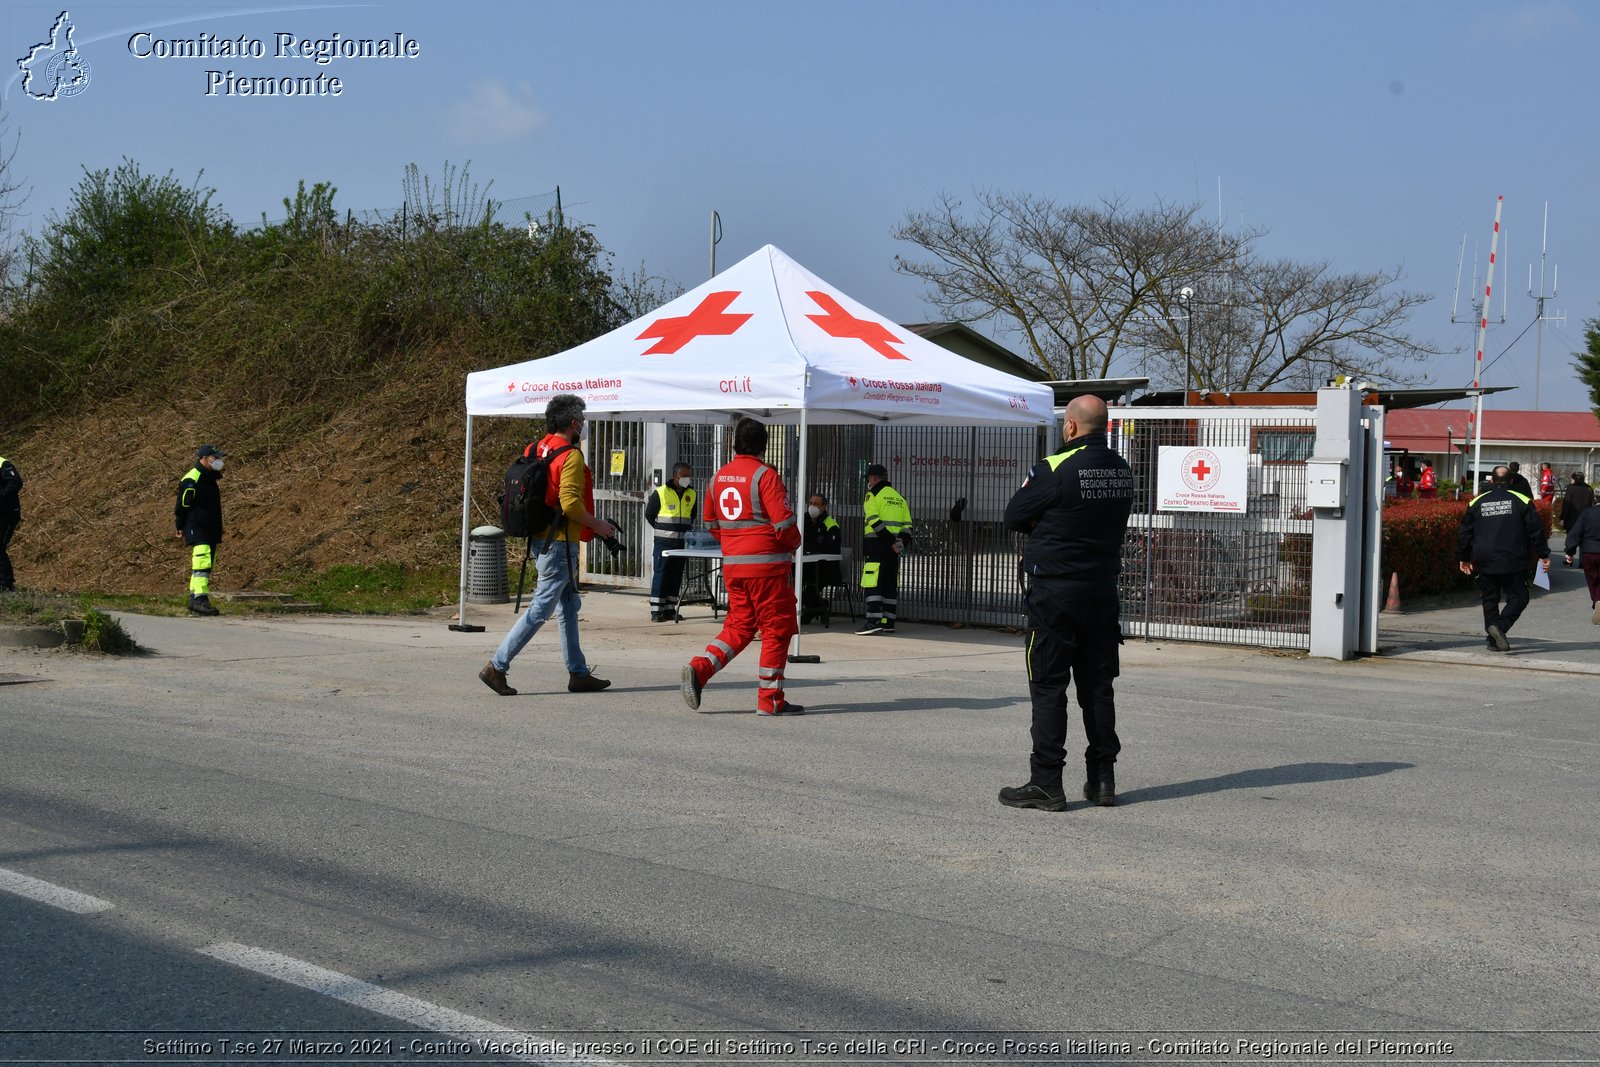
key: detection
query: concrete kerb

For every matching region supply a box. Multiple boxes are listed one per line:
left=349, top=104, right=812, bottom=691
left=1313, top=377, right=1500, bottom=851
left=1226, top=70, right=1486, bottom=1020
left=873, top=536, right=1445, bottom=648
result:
left=1376, top=533, right=1600, bottom=675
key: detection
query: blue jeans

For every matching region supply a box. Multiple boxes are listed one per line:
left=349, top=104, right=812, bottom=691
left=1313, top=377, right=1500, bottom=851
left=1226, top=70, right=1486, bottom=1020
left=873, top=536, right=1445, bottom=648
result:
left=492, top=541, right=589, bottom=676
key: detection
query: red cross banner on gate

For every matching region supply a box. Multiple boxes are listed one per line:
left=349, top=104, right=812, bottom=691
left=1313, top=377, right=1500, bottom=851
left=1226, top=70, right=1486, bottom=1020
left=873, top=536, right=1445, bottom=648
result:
left=1157, top=446, right=1250, bottom=512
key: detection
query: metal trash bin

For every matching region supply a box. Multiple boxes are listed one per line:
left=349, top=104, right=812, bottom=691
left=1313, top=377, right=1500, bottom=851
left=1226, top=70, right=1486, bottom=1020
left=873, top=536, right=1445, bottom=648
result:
left=468, top=526, right=509, bottom=604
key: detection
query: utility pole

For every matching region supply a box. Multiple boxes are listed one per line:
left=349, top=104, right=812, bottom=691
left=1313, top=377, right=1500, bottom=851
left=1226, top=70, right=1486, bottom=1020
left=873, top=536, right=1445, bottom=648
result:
left=1527, top=201, right=1564, bottom=411
left=1466, top=197, right=1504, bottom=490
left=709, top=211, right=722, bottom=279
left=1451, top=206, right=1506, bottom=487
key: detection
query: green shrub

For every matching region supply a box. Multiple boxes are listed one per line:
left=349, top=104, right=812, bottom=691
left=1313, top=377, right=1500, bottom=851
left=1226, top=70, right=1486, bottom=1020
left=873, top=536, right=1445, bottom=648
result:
left=79, top=607, right=140, bottom=654
left=1382, top=497, right=1553, bottom=598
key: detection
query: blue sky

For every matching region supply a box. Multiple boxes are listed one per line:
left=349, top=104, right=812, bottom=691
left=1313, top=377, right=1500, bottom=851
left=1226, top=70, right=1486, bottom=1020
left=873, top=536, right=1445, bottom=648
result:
left=5, top=0, right=1596, bottom=410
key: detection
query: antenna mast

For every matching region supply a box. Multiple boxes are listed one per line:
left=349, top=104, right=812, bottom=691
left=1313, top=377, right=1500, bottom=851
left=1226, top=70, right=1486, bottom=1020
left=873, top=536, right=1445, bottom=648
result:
left=1466, top=197, right=1504, bottom=488
left=1527, top=201, right=1565, bottom=410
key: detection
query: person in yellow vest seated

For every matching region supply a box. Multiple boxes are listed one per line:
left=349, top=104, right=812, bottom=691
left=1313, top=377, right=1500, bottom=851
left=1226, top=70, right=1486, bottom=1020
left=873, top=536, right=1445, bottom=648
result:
left=646, top=462, right=696, bottom=621
left=800, top=493, right=841, bottom=624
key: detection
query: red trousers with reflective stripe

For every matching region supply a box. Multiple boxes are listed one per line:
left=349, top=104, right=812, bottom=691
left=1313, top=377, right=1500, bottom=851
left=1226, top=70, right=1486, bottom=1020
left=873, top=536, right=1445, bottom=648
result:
left=692, top=573, right=798, bottom=712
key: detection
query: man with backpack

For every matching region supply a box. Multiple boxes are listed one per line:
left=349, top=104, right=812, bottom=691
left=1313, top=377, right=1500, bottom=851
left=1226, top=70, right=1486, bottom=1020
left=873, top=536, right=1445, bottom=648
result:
left=479, top=393, right=614, bottom=697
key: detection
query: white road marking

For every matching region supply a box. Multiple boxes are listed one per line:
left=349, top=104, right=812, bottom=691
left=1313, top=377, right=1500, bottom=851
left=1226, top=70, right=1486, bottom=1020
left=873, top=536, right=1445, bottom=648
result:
left=0, top=866, right=115, bottom=914
left=197, top=942, right=616, bottom=1066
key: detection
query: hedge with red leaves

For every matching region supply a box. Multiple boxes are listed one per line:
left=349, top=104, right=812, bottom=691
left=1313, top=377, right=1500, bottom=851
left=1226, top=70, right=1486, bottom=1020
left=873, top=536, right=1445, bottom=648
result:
left=1381, top=496, right=1553, bottom=598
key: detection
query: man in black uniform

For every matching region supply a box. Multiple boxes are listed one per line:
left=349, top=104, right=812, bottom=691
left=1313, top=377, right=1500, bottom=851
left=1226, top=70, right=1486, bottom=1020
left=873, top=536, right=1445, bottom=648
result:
left=0, top=454, right=22, bottom=592
left=999, top=395, right=1133, bottom=811
left=1506, top=461, right=1534, bottom=499
left=1458, top=464, right=1549, bottom=652
left=175, top=444, right=227, bottom=616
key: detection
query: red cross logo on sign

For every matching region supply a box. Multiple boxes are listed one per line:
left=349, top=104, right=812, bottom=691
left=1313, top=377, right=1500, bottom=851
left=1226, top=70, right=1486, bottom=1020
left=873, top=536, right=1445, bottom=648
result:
left=718, top=486, right=745, bottom=521
left=1180, top=448, right=1222, bottom=492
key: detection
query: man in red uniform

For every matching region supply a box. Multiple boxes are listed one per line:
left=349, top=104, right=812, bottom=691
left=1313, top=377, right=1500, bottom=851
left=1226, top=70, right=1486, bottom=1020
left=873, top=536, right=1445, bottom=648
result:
left=680, top=417, right=805, bottom=715
left=1539, top=462, right=1556, bottom=502
left=1418, top=462, right=1437, bottom=500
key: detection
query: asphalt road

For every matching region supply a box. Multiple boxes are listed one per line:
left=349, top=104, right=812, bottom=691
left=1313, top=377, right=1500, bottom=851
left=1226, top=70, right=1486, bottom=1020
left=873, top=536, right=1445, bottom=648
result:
left=2, top=585, right=1596, bottom=1065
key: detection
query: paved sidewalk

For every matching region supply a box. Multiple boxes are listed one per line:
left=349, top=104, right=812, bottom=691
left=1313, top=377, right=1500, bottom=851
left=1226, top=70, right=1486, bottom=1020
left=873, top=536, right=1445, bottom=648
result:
left=1379, top=533, right=1600, bottom=675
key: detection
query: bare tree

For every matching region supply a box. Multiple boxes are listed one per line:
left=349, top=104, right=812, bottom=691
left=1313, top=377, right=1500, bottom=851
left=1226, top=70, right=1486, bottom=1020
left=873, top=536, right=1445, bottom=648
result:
left=894, top=189, right=1439, bottom=389
left=1133, top=256, right=1440, bottom=391
left=0, top=104, right=28, bottom=314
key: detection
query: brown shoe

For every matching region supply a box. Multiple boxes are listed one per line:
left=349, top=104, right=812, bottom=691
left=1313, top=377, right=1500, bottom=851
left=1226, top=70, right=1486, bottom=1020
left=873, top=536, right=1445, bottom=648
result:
left=478, top=661, right=516, bottom=696
left=568, top=671, right=611, bottom=693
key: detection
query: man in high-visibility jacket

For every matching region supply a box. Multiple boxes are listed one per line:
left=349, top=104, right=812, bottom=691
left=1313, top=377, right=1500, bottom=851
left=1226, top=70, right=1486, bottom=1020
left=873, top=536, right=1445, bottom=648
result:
left=174, top=445, right=227, bottom=616
left=857, top=463, right=912, bottom=635
left=645, top=462, right=696, bottom=621
left=680, top=417, right=805, bottom=715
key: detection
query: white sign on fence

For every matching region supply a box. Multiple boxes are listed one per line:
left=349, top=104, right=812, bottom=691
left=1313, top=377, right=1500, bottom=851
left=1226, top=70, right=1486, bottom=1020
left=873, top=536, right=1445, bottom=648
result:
left=1157, top=446, right=1249, bottom=513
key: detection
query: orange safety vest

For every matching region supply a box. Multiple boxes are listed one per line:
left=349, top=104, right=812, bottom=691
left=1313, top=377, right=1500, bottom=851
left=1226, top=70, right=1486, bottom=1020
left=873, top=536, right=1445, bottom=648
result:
left=704, top=453, right=801, bottom=577
left=531, top=432, right=594, bottom=542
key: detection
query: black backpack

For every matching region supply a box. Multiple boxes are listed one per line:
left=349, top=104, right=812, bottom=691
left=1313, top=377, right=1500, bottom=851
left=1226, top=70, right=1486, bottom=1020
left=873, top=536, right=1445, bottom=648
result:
left=499, top=444, right=575, bottom=538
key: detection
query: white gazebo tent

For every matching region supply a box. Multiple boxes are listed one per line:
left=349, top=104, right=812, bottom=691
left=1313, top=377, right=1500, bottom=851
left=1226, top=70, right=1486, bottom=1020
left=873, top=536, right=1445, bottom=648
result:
left=458, top=244, right=1053, bottom=635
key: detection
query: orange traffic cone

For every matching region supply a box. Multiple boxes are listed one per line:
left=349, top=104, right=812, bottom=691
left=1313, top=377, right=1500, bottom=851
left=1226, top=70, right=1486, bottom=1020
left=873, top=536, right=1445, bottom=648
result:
left=1382, top=572, right=1402, bottom=613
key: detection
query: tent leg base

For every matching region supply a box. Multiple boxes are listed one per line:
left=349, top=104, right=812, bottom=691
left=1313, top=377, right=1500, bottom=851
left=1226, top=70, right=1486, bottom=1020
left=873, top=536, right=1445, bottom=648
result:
left=788, top=653, right=821, bottom=664
left=448, top=624, right=487, bottom=633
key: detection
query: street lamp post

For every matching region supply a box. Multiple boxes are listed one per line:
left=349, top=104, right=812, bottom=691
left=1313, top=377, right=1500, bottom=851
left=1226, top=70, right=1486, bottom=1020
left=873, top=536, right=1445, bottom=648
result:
left=1179, top=287, right=1194, bottom=406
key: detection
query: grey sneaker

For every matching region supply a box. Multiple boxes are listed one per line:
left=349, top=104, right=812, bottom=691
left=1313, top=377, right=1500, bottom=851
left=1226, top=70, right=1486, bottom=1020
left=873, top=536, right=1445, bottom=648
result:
left=680, top=664, right=704, bottom=710
left=1487, top=624, right=1510, bottom=652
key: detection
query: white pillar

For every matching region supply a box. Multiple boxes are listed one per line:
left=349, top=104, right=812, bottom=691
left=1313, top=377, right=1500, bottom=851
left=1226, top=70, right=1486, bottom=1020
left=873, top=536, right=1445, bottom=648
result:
left=1308, top=388, right=1364, bottom=660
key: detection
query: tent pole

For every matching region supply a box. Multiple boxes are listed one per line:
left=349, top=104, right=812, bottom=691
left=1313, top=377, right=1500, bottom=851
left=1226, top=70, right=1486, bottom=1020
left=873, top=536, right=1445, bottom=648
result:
left=450, top=413, right=486, bottom=632
left=789, top=406, right=821, bottom=665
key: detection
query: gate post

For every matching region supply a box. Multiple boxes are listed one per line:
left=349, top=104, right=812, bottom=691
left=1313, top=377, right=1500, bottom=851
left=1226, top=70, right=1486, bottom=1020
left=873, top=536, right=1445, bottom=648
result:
left=1307, top=387, right=1366, bottom=659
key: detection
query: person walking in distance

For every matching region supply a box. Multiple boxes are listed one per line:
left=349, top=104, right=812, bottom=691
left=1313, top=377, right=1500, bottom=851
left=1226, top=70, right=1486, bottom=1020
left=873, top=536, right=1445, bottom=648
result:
left=175, top=445, right=227, bottom=616
left=680, top=417, right=805, bottom=716
left=857, top=463, right=912, bottom=635
left=998, top=395, right=1134, bottom=811
left=1458, top=465, right=1550, bottom=652
left=1562, top=492, right=1600, bottom=625
left=478, top=394, right=614, bottom=696
left=1506, top=461, right=1533, bottom=498
left=1538, top=461, right=1556, bottom=503
left=1418, top=462, right=1437, bottom=500
left=1560, top=471, right=1594, bottom=533
left=645, top=462, right=696, bottom=621
left=0, top=454, right=22, bottom=592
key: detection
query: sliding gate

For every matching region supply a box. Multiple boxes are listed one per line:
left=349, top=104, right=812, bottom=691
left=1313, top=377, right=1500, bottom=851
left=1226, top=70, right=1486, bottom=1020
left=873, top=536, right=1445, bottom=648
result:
left=1113, top=407, right=1315, bottom=650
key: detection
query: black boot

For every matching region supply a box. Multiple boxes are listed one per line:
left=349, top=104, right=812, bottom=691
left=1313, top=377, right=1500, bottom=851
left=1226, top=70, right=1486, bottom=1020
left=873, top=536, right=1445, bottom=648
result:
left=1083, top=762, right=1115, bottom=807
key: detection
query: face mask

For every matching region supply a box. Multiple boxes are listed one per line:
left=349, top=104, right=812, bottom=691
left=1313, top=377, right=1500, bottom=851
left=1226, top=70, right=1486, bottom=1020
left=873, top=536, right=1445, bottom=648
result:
left=675, top=477, right=688, bottom=489
left=210, top=458, right=225, bottom=472
left=807, top=505, right=821, bottom=519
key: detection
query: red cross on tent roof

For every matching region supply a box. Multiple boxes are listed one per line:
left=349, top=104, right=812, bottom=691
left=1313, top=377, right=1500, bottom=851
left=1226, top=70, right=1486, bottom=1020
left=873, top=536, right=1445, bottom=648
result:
left=637, top=291, right=751, bottom=355
left=805, top=291, right=908, bottom=360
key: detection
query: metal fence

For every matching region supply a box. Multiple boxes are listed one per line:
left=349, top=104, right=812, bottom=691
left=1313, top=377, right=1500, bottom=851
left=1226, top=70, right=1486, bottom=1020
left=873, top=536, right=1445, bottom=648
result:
left=1113, top=408, right=1314, bottom=650
left=580, top=412, right=1314, bottom=648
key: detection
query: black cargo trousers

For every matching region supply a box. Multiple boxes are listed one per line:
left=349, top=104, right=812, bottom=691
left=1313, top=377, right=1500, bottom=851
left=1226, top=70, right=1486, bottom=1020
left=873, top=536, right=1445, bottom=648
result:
left=1024, top=578, right=1121, bottom=789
